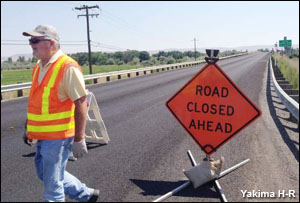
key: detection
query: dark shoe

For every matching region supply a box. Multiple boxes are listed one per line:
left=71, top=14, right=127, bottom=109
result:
left=88, top=189, right=100, bottom=202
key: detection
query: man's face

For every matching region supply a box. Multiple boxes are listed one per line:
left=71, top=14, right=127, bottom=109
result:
left=29, top=37, right=51, bottom=59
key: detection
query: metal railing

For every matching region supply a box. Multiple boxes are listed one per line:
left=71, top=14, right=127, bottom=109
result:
left=269, top=56, right=299, bottom=121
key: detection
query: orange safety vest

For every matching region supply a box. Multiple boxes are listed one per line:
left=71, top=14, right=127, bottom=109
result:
left=27, top=55, right=82, bottom=140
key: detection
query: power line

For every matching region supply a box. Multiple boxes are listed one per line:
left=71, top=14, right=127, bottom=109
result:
left=2, top=40, right=87, bottom=43
left=1, top=43, right=28, bottom=46
left=91, top=45, right=123, bottom=51
left=1, top=40, right=129, bottom=51
left=1, top=40, right=26, bottom=42
left=90, top=40, right=127, bottom=51
left=101, top=11, right=136, bottom=32
left=100, top=9, right=152, bottom=39
left=1, top=43, right=88, bottom=46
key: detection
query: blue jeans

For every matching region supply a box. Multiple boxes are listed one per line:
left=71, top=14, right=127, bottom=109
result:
left=35, top=137, right=94, bottom=202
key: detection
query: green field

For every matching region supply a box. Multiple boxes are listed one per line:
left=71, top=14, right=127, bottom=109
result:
left=1, top=65, right=140, bottom=85
left=273, top=54, right=299, bottom=90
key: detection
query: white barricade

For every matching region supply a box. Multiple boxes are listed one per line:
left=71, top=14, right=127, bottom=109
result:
left=85, top=90, right=110, bottom=144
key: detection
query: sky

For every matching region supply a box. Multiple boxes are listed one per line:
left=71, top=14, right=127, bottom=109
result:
left=1, top=1, right=299, bottom=58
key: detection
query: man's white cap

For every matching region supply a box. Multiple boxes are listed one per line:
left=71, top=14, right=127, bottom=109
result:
left=23, top=24, right=59, bottom=42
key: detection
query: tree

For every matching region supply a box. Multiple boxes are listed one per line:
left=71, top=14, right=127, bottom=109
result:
left=71, top=53, right=88, bottom=66
left=184, top=51, right=194, bottom=58
left=31, top=57, right=38, bottom=63
left=130, top=57, right=140, bottom=65
left=149, top=57, right=158, bottom=66
left=95, top=53, right=109, bottom=65
left=139, top=51, right=150, bottom=62
left=158, top=56, right=168, bottom=64
left=106, top=58, right=115, bottom=65
left=122, top=52, right=134, bottom=63
left=167, top=57, right=176, bottom=64
left=117, top=61, right=124, bottom=66
left=154, top=51, right=167, bottom=59
left=6, top=57, right=12, bottom=63
left=194, top=51, right=203, bottom=59
left=17, top=56, right=25, bottom=62
left=171, top=51, right=183, bottom=60
left=113, top=52, right=124, bottom=61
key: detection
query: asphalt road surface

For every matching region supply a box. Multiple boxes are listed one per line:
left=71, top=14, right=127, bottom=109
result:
left=1, top=52, right=299, bottom=202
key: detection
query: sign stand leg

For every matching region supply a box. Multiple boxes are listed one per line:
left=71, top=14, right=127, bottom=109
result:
left=214, top=179, right=227, bottom=202
left=153, top=151, right=250, bottom=202
left=153, top=151, right=196, bottom=202
left=152, top=181, right=191, bottom=202
left=187, top=150, right=197, bottom=166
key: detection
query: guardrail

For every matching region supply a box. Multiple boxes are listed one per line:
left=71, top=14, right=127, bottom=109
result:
left=1, top=53, right=247, bottom=99
left=269, top=56, right=299, bottom=121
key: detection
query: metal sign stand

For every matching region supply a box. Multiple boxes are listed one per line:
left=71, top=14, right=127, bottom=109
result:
left=153, top=150, right=250, bottom=202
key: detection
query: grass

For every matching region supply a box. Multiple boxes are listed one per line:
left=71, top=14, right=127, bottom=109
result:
left=1, top=69, right=33, bottom=85
left=1, top=64, right=141, bottom=85
left=273, top=53, right=299, bottom=90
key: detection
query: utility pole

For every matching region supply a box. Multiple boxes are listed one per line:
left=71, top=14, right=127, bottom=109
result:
left=193, top=38, right=199, bottom=61
left=75, top=5, right=100, bottom=75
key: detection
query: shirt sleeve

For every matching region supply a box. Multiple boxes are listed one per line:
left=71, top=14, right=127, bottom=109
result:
left=58, top=66, right=87, bottom=102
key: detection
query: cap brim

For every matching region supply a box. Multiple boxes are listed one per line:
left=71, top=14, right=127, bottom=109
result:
left=22, top=31, right=44, bottom=37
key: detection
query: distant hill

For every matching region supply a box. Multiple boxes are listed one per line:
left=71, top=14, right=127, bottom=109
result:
left=147, top=47, right=235, bottom=55
left=1, top=53, right=33, bottom=62
left=148, top=44, right=299, bottom=55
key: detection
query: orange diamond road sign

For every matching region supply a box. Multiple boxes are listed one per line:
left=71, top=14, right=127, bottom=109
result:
left=166, top=63, right=262, bottom=155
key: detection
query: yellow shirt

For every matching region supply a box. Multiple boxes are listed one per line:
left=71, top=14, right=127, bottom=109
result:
left=37, top=50, right=87, bottom=102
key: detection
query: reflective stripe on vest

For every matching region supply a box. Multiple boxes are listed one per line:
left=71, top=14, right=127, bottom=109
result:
left=27, top=55, right=79, bottom=139
left=41, top=56, right=68, bottom=114
left=27, top=121, right=75, bottom=132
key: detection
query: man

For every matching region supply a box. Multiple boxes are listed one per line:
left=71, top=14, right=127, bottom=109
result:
left=22, top=24, right=99, bottom=202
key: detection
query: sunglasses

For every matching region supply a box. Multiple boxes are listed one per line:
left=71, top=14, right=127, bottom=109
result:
left=29, top=38, right=51, bottom=44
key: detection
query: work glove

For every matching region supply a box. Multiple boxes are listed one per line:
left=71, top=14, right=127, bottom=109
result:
left=184, top=156, right=224, bottom=189
left=72, top=139, right=88, bottom=158
left=23, top=131, right=36, bottom=147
